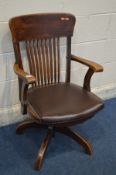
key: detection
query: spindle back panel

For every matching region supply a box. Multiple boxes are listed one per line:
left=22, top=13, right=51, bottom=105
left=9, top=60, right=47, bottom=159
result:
left=9, top=13, right=75, bottom=86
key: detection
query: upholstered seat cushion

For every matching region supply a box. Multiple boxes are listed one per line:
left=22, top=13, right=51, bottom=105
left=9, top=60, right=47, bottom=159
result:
left=27, top=83, right=103, bottom=125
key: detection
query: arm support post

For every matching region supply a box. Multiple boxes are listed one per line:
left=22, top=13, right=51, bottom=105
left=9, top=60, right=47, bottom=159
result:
left=71, top=55, right=103, bottom=91
left=14, top=64, right=36, bottom=114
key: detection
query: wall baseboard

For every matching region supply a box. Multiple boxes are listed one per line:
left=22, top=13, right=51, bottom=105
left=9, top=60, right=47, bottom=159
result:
left=0, top=104, right=25, bottom=127
left=93, top=83, right=116, bottom=100
left=0, top=83, right=116, bottom=127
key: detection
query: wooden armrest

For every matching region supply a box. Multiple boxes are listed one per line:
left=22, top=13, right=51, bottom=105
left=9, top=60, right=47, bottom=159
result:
left=14, top=64, right=36, bottom=84
left=71, top=54, right=103, bottom=72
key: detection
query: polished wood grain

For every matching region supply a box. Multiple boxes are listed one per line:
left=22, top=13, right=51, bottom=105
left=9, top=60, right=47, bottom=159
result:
left=34, top=128, right=53, bottom=170
left=71, top=54, right=103, bottom=72
left=71, top=54, right=103, bottom=91
left=25, top=38, right=62, bottom=86
left=57, top=37, right=60, bottom=82
left=34, top=126, right=92, bottom=170
left=25, top=41, right=33, bottom=75
left=9, top=13, right=104, bottom=171
left=9, top=13, right=75, bottom=41
left=83, top=68, right=94, bottom=91
left=16, top=119, right=43, bottom=134
left=14, top=63, right=36, bottom=114
left=56, top=127, right=92, bottom=155
left=49, top=38, right=53, bottom=84
left=66, top=36, right=71, bottom=83
left=33, top=40, right=40, bottom=85
left=14, top=63, right=36, bottom=84
left=37, top=40, right=44, bottom=85
left=45, top=39, right=50, bottom=84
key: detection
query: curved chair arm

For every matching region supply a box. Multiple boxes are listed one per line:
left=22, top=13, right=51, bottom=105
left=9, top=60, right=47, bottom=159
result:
left=14, top=64, right=36, bottom=114
left=14, top=64, right=36, bottom=84
left=71, top=55, right=103, bottom=91
left=71, top=55, right=103, bottom=72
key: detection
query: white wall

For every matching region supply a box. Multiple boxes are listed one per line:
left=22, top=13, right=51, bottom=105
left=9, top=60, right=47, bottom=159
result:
left=0, top=0, right=116, bottom=126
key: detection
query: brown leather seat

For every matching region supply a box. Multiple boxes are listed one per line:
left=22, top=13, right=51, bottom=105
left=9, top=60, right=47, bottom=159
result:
left=28, top=83, right=103, bottom=125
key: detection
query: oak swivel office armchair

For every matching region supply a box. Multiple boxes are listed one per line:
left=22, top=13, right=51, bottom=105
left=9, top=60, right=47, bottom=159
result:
left=9, top=13, right=104, bottom=170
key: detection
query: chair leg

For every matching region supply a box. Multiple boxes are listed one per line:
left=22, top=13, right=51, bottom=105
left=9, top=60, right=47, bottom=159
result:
left=56, top=127, right=92, bottom=155
left=34, top=128, right=53, bottom=171
left=16, top=119, right=43, bottom=134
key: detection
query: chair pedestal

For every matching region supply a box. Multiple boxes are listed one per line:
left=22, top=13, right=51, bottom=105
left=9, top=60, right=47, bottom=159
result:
left=34, top=127, right=53, bottom=170
left=55, top=127, right=92, bottom=155
left=16, top=119, right=92, bottom=171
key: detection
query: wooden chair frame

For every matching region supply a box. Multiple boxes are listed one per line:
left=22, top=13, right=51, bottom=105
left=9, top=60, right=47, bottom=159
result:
left=9, top=13, right=103, bottom=170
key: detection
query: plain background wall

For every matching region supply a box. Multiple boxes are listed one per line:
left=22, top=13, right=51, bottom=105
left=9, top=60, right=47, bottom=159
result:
left=0, top=0, right=116, bottom=125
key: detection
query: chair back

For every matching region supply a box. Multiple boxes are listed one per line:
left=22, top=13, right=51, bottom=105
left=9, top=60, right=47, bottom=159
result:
left=9, top=13, right=76, bottom=85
